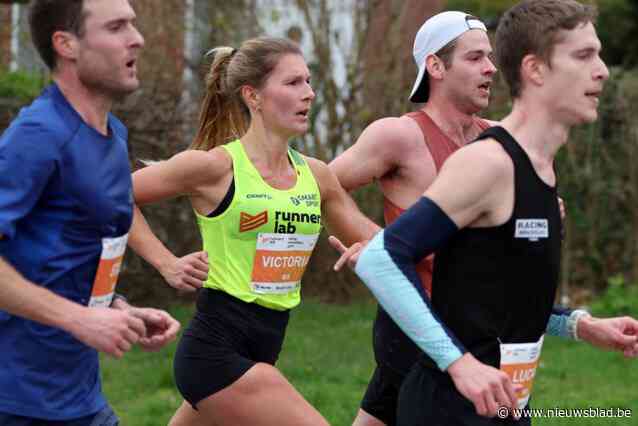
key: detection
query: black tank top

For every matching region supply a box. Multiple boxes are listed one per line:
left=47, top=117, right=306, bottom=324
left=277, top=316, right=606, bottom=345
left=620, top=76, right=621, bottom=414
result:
left=426, top=126, right=562, bottom=369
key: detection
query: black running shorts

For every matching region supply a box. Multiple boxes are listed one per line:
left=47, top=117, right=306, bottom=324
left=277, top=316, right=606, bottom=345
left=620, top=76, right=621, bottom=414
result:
left=397, top=362, right=531, bottom=426
left=360, top=307, right=422, bottom=424
left=173, top=289, right=290, bottom=408
left=360, top=365, right=404, bottom=425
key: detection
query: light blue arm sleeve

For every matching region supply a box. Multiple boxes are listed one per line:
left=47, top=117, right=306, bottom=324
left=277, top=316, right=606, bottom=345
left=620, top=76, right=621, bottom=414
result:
left=354, top=231, right=465, bottom=370
left=546, top=312, right=570, bottom=339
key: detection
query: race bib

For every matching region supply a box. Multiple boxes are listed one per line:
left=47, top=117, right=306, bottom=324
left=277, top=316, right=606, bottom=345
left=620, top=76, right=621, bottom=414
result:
left=500, top=335, right=544, bottom=409
left=89, top=234, right=128, bottom=308
left=251, top=233, right=318, bottom=294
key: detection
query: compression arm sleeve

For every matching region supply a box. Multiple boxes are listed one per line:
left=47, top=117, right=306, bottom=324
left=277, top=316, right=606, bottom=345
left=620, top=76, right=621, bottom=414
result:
left=546, top=306, right=572, bottom=338
left=354, top=197, right=467, bottom=370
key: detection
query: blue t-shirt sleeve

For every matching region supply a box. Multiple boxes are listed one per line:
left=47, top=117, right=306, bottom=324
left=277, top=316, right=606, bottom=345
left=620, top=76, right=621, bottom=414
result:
left=0, top=121, right=60, bottom=239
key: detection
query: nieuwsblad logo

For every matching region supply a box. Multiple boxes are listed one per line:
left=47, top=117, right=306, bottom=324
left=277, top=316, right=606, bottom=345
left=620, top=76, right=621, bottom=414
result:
left=240, top=211, right=268, bottom=232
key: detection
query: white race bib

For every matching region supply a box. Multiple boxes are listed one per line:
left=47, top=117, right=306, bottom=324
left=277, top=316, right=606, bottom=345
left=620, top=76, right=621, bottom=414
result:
left=500, top=335, right=544, bottom=409
left=251, top=233, right=318, bottom=294
left=88, top=234, right=128, bottom=308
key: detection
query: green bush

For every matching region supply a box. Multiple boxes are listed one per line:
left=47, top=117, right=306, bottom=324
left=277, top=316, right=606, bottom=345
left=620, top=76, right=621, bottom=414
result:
left=0, top=70, right=46, bottom=101
left=590, top=274, right=638, bottom=317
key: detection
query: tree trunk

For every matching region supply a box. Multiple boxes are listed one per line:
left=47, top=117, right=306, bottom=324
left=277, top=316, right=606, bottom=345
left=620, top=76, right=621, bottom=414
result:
left=361, top=0, right=444, bottom=121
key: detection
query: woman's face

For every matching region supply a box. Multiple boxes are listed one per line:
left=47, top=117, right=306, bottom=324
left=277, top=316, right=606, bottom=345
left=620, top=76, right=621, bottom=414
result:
left=256, top=53, right=315, bottom=139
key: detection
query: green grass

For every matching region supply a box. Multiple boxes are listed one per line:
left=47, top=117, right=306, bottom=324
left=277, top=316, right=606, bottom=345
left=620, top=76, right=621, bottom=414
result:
left=102, top=301, right=637, bottom=425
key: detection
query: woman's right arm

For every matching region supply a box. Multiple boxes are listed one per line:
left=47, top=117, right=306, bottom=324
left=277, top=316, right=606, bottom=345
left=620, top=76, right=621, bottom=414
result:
left=133, top=149, right=230, bottom=205
left=128, top=149, right=231, bottom=291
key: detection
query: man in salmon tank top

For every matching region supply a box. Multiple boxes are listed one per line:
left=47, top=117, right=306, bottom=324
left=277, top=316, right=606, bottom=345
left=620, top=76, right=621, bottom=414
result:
left=333, top=1, right=638, bottom=425
left=329, top=10, right=497, bottom=426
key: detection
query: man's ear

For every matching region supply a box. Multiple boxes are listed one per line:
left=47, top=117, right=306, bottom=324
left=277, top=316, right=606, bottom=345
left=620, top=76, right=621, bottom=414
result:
left=425, top=54, right=445, bottom=81
left=52, top=30, right=79, bottom=62
left=521, top=53, right=546, bottom=88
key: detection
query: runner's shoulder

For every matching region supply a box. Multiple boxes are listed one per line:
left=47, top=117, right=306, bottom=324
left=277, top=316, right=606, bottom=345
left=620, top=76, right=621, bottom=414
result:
left=303, top=156, right=330, bottom=182
left=0, top=105, right=72, bottom=158
left=358, top=116, right=422, bottom=151
left=304, top=156, right=344, bottom=200
left=167, top=146, right=232, bottom=184
left=445, top=138, right=513, bottom=182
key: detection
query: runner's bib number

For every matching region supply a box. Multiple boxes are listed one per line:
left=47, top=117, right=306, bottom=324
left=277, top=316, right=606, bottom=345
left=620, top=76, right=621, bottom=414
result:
left=499, top=335, right=544, bottom=409
left=89, top=234, right=128, bottom=308
left=251, top=233, right=318, bottom=294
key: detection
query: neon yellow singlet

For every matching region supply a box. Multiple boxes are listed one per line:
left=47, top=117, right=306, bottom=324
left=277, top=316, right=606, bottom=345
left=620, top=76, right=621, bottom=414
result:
left=196, top=140, right=322, bottom=311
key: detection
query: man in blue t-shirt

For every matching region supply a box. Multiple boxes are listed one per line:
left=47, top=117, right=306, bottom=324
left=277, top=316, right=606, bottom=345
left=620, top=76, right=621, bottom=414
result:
left=0, top=1, right=180, bottom=424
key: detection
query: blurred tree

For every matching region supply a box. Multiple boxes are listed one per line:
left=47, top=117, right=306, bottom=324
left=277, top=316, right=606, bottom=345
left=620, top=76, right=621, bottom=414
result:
left=116, top=0, right=194, bottom=305
left=597, top=0, right=638, bottom=68
left=361, top=0, right=445, bottom=120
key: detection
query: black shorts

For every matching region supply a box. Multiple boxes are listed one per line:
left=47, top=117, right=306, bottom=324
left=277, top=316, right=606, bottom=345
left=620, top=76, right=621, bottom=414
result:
left=397, top=361, right=531, bottom=426
left=360, top=365, right=404, bottom=425
left=173, top=289, right=290, bottom=408
left=360, top=306, right=422, bottom=424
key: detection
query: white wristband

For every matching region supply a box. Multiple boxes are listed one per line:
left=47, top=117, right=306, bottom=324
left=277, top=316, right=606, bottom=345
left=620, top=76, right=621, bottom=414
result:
left=567, top=309, right=591, bottom=341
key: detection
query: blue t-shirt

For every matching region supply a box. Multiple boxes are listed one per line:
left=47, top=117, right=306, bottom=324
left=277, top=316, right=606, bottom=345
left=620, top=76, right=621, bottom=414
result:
left=0, top=84, right=133, bottom=420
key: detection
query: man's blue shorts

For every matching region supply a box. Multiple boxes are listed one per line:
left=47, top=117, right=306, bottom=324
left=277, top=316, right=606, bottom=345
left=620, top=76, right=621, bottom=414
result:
left=0, top=405, right=118, bottom=426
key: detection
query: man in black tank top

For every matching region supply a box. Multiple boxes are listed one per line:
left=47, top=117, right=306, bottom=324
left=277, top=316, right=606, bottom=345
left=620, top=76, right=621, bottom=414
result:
left=332, top=1, right=638, bottom=425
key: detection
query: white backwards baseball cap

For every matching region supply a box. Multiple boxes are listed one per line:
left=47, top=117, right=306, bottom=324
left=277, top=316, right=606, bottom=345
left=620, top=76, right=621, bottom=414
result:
left=409, top=11, right=487, bottom=103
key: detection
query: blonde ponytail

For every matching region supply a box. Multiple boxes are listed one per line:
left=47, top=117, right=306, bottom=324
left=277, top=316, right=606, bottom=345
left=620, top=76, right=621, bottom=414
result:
left=190, top=47, right=249, bottom=150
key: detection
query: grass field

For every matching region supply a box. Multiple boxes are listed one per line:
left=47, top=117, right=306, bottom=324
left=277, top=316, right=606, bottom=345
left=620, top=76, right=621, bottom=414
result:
left=101, top=300, right=637, bottom=425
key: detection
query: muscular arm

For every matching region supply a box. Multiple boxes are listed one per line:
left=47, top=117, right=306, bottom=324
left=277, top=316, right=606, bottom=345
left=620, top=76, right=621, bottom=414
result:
left=329, top=117, right=418, bottom=191
left=307, top=158, right=380, bottom=246
left=0, top=256, right=146, bottom=357
left=132, top=149, right=231, bottom=205
left=0, top=257, right=85, bottom=332
left=128, top=206, right=178, bottom=275
left=323, top=117, right=423, bottom=244
left=128, top=149, right=228, bottom=289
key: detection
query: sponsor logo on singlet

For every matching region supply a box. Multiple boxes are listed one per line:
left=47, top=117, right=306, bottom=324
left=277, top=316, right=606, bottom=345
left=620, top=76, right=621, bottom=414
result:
left=515, top=219, right=549, bottom=241
left=289, top=193, right=319, bottom=207
left=246, top=193, right=273, bottom=200
left=240, top=211, right=268, bottom=232
left=273, top=210, right=321, bottom=234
